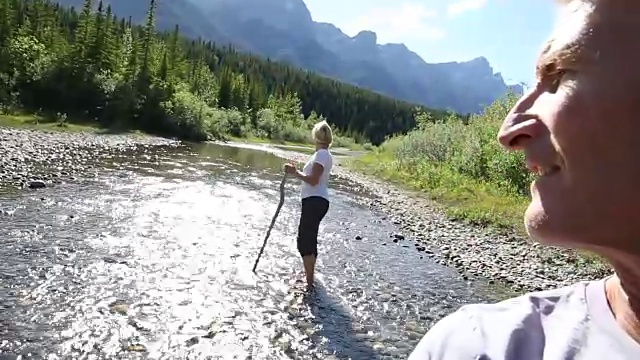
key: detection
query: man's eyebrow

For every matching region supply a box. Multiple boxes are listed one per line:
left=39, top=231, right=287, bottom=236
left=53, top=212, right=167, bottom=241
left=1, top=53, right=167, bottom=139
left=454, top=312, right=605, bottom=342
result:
left=535, top=37, right=593, bottom=77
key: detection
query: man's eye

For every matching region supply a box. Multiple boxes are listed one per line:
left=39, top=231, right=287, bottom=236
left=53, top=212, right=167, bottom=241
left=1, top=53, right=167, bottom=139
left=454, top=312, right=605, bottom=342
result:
left=548, top=69, right=567, bottom=93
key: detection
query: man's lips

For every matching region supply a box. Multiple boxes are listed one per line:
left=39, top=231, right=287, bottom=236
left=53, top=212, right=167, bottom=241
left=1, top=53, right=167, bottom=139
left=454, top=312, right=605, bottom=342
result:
left=527, top=162, right=562, bottom=177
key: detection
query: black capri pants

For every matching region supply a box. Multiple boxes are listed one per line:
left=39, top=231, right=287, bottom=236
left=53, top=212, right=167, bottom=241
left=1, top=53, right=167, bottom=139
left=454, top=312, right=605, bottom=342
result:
left=297, top=196, right=330, bottom=257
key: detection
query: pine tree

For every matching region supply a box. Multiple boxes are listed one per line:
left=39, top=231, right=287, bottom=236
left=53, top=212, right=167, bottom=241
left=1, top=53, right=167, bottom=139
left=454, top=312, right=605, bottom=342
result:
left=74, top=0, right=94, bottom=63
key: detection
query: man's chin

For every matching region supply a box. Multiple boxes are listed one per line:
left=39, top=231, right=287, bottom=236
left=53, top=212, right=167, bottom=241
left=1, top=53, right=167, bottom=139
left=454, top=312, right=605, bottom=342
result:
left=525, top=196, right=602, bottom=249
left=524, top=214, right=574, bottom=248
left=524, top=204, right=553, bottom=244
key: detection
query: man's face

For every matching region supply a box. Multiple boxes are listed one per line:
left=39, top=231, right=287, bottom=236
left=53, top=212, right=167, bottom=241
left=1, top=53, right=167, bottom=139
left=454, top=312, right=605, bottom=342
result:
left=498, top=2, right=640, bottom=253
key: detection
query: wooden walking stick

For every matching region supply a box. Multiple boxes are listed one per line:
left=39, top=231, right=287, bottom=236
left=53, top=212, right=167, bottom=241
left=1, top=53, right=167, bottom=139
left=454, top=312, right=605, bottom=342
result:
left=252, top=173, right=287, bottom=273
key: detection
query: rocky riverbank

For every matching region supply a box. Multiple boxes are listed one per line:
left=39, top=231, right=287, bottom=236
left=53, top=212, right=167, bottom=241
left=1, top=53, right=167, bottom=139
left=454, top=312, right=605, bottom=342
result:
left=242, top=141, right=613, bottom=294
left=0, top=131, right=613, bottom=294
left=337, top=164, right=612, bottom=294
left=348, top=175, right=612, bottom=293
left=0, top=127, right=181, bottom=190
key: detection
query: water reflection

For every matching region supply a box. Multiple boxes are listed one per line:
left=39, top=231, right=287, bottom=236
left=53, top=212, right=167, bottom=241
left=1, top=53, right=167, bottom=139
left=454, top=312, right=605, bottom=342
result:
left=0, top=141, right=507, bottom=359
left=189, top=142, right=288, bottom=173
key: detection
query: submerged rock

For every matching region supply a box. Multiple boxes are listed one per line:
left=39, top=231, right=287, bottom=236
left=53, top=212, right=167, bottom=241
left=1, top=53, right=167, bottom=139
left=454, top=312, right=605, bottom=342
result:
left=28, top=180, right=46, bottom=189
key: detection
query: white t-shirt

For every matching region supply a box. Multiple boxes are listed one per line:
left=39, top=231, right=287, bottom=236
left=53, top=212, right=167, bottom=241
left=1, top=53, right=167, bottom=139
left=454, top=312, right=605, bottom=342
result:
left=300, top=148, right=332, bottom=200
left=409, top=277, right=640, bottom=359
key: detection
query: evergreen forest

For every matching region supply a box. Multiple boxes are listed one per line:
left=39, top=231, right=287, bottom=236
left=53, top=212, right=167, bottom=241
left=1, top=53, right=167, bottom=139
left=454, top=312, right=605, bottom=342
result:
left=0, top=0, right=451, bottom=144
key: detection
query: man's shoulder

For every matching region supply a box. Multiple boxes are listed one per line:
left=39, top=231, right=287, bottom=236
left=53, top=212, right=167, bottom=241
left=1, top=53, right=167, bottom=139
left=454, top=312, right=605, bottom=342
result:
left=408, top=280, right=596, bottom=359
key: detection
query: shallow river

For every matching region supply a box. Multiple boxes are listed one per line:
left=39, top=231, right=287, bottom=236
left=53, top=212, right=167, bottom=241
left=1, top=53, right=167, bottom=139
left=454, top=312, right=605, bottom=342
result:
left=0, top=142, right=506, bottom=359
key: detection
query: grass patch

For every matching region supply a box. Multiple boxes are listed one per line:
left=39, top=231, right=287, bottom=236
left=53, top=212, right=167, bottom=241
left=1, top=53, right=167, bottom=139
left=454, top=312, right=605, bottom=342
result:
left=0, top=113, right=97, bottom=132
left=348, top=150, right=529, bottom=231
left=0, top=112, right=142, bottom=135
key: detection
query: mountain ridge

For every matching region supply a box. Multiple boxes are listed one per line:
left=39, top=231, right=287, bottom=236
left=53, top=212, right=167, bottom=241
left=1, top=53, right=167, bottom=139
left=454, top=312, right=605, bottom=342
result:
left=56, top=0, right=522, bottom=114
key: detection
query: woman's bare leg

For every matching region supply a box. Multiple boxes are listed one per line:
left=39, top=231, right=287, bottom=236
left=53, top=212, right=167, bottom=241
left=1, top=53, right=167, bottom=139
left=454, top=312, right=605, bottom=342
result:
left=302, top=255, right=316, bottom=287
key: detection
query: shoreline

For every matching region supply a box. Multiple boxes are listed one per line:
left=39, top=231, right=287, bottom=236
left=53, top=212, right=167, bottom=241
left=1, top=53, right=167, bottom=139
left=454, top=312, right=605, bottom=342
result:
left=222, top=140, right=613, bottom=294
left=0, top=125, right=180, bottom=190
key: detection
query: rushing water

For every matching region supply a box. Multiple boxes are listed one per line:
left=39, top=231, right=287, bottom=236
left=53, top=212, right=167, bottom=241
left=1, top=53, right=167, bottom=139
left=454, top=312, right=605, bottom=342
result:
left=0, top=142, right=506, bottom=359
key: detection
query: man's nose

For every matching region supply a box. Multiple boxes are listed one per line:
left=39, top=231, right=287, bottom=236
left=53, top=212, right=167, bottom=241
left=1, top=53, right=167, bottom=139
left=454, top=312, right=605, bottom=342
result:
left=497, top=85, right=545, bottom=150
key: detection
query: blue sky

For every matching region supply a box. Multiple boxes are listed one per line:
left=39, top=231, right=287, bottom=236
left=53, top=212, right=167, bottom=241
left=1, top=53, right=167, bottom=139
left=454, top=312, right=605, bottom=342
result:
left=302, top=0, right=557, bottom=86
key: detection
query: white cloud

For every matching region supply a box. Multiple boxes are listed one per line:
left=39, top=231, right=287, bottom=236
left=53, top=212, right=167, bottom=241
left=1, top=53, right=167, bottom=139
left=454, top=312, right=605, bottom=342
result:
left=446, top=0, right=488, bottom=17
left=342, top=3, right=445, bottom=43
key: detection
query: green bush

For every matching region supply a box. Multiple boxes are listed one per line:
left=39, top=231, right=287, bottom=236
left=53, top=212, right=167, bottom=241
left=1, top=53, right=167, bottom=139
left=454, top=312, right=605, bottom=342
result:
left=350, top=93, right=531, bottom=229
left=393, top=93, right=532, bottom=196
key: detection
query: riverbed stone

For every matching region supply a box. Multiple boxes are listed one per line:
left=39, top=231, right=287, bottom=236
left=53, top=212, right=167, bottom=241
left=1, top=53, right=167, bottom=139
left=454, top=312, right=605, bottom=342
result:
left=27, top=180, right=46, bottom=189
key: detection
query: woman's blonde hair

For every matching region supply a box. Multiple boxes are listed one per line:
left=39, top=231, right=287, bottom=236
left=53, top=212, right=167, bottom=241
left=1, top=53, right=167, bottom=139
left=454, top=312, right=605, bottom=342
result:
left=311, top=120, right=333, bottom=146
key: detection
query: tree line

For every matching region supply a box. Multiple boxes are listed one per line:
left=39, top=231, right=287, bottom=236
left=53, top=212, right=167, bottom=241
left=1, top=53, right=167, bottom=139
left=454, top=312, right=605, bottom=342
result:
left=0, top=0, right=450, bottom=144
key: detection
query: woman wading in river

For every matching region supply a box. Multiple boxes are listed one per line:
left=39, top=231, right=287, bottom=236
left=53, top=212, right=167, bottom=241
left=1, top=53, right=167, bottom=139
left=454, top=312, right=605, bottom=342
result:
left=410, top=1, right=640, bottom=359
left=283, top=120, right=333, bottom=288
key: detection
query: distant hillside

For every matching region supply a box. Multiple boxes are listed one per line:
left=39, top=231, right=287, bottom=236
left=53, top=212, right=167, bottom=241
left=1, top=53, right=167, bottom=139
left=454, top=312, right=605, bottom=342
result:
left=54, top=0, right=522, bottom=114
